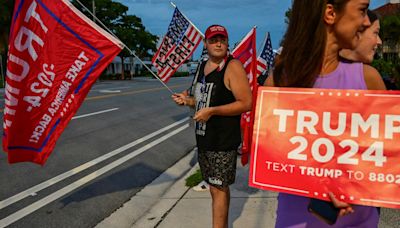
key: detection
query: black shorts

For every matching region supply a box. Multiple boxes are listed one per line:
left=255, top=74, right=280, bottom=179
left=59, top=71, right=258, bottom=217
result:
left=198, top=149, right=237, bottom=188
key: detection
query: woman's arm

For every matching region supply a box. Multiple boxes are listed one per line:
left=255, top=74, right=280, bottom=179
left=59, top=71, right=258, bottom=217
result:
left=363, top=64, right=386, bottom=90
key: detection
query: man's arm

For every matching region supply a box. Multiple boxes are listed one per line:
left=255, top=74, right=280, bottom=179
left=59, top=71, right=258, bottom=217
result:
left=193, top=59, right=252, bottom=122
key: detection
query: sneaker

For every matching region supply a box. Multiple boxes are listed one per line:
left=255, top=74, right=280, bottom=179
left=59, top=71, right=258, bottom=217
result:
left=192, top=180, right=209, bottom=191
left=237, top=143, right=243, bottom=155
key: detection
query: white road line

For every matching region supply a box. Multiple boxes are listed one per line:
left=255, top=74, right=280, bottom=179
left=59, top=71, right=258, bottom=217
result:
left=72, top=108, right=119, bottom=120
left=99, top=90, right=121, bottom=93
left=92, top=86, right=130, bottom=91
left=0, top=124, right=189, bottom=228
left=0, top=117, right=188, bottom=210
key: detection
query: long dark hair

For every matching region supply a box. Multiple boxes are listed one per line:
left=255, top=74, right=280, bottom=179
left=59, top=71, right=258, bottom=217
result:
left=273, top=0, right=350, bottom=88
left=367, top=10, right=379, bottom=24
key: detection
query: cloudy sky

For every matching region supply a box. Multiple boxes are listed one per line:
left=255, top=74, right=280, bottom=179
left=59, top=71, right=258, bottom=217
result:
left=117, top=0, right=387, bottom=57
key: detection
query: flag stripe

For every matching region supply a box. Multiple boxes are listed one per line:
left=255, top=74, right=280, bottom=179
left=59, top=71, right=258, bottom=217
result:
left=151, top=7, right=203, bottom=82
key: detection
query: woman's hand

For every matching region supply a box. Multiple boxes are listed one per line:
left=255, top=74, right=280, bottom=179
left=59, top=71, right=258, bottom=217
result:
left=328, top=192, right=354, bottom=216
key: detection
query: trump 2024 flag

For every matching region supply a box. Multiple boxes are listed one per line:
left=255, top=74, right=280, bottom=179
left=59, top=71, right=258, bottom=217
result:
left=3, top=0, right=123, bottom=165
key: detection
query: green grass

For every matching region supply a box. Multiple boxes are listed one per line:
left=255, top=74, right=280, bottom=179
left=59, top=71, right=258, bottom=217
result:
left=185, top=169, right=203, bottom=187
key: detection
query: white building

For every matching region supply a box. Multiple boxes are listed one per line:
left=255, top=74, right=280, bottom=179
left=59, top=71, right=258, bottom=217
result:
left=104, top=56, right=199, bottom=78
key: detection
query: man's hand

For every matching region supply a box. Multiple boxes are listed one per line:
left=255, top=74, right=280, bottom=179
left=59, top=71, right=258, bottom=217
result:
left=193, top=107, right=214, bottom=122
left=171, top=93, right=187, bottom=106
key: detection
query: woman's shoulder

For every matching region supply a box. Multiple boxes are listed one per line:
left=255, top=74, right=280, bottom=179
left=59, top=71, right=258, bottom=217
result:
left=363, top=64, right=386, bottom=90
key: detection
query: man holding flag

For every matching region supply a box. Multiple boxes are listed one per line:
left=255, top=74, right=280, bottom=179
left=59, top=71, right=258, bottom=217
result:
left=172, top=25, right=251, bottom=228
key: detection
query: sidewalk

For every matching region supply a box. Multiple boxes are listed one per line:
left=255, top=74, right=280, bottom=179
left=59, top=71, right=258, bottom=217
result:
left=95, top=149, right=278, bottom=228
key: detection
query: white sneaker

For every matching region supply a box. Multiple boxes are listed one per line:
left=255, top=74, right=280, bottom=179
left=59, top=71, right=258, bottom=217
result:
left=192, top=180, right=209, bottom=191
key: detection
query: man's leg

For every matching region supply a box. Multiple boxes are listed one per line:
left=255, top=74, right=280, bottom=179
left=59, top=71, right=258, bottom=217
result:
left=210, top=185, right=230, bottom=228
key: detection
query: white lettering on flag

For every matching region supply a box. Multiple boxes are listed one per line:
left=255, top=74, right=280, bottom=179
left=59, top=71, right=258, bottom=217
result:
left=151, top=7, right=203, bottom=82
left=3, top=0, right=123, bottom=165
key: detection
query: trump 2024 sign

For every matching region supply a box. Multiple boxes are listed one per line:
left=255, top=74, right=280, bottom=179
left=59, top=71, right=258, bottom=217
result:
left=249, top=87, right=400, bottom=209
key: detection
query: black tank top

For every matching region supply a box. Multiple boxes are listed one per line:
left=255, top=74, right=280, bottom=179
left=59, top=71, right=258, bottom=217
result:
left=194, top=56, right=241, bottom=151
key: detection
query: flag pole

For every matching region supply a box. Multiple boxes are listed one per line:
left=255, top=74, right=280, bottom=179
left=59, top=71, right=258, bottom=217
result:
left=129, top=50, right=174, bottom=94
left=233, top=26, right=257, bottom=53
left=74, top=0, right=174, bottom=94
left=258, top=32, right=269, bottom=55
left=169, top=2, right=204, bottom=38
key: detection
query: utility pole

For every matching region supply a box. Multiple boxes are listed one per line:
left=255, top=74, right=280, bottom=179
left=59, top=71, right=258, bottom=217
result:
left=92, top=0, right=96, bottom=22
left=93, top=0, right=101, bottom=82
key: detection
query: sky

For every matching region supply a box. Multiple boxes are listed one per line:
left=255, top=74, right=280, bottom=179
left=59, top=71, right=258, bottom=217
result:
left=116, top=0, right=388, bottom=57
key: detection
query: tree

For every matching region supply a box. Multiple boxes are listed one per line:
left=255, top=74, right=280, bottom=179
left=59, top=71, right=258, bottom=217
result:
left=380, top=14, right=400, bottom=46
left=279, top=7, right=292, bottom=46
left=72, top=0, right=157, bottom=79
left=114, top=14, right=157, bottom=78
left=0, top=0, right=15, bottom=84
left=377, top=13, right=400, bottom=88
left=380, top=13, right=400, bottom=65
left=0, top=0, right=14, bottom=53
left=284, top=8, right=292, bottom=25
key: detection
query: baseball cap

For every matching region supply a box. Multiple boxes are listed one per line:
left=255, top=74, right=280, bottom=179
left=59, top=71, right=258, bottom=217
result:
left=205, top=25, right=228, bottom=39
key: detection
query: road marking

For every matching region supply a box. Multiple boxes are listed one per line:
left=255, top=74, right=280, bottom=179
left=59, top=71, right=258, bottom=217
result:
left=0, top=83, right=189, bottom=113
left=72, top=108, right=119, bottom=120
left=99, top=90, right=121, bottom=93
left=0, top=117, right=189, bottom=210
left=85, top=84, right=187, bottom=101
left=93, top=86, right=130, bottom=91
left=0, top=124, right=189, bottom=228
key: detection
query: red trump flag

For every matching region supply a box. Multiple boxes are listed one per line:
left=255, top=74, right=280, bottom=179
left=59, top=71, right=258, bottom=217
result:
left=3, top=0, right=123, bottom=165
left=232, top=28, right=257, bottom=165
left=250, top=87, right=400, bottom=209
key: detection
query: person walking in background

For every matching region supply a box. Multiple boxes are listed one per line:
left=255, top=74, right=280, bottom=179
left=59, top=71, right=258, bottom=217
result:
left=172, top=25, right=251, bottom=228
left=265, top=0, right=386, bottom=227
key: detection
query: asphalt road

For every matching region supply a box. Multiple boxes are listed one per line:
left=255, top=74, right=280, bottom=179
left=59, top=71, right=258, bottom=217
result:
left=0, top=77, right=196, bottom=228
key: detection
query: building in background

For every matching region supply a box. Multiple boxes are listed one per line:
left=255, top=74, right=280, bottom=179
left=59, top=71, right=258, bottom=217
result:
left=104, top=56, right=198, bottom=79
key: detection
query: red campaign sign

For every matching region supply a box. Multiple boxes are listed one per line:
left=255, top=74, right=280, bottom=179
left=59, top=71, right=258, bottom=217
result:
left=249, top=87, right=400, bottom=209
left=3, top=0, right=123, bottom=165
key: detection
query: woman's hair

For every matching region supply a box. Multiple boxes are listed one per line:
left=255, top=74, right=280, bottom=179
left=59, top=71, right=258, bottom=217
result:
left=273, top=0, right=350, bottom=88
left=367, top=10, right=379, bottom=24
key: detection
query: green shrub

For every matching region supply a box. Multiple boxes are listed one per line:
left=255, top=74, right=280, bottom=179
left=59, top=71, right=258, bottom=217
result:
left=173, top=71, right=189, bottom=77
left=185, top=169, right=203, bottom=187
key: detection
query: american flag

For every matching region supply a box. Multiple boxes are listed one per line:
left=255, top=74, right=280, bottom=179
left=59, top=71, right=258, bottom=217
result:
left=152, top=8, right=203, bottom=82
left=199, top=46, right=208, bottom=61
left=256, top=32, right=274, bottom=77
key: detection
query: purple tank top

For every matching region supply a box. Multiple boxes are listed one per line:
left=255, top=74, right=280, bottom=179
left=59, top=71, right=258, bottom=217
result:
left=314, top=60, right=367, bottom=90
left=275, top=61, right=379, bottom=228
